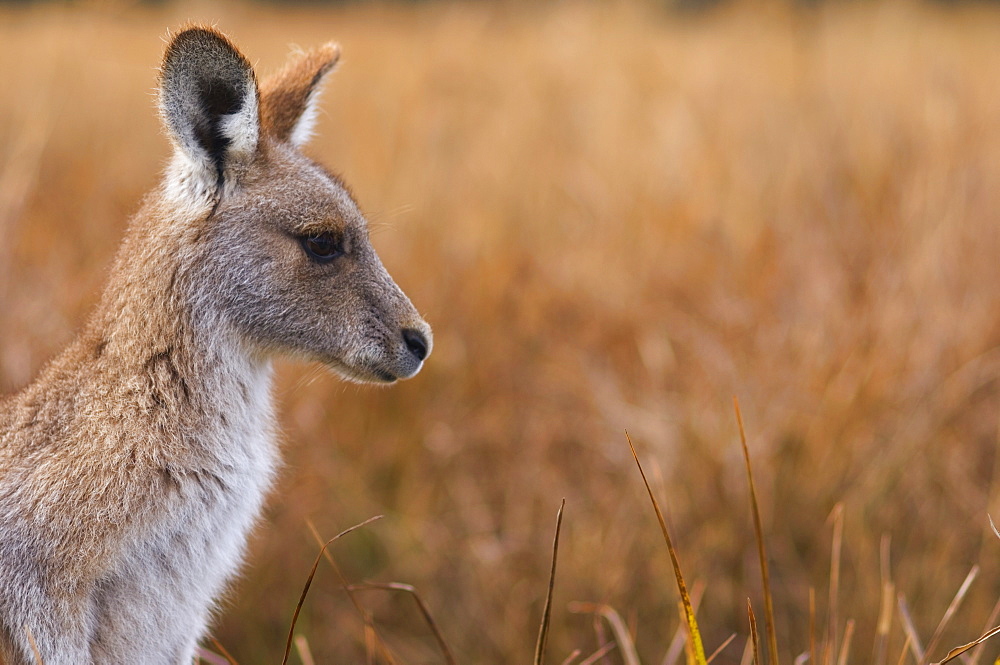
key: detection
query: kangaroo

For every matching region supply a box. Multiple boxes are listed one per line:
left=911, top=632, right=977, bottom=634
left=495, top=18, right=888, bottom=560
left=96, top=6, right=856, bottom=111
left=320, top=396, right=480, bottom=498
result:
left=0, top=26, right=431, bottom=665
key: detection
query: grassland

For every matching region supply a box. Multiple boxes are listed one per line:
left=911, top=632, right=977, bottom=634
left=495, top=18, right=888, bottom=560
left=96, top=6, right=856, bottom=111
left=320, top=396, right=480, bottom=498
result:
left=3, top=1, right=1000, bottom=663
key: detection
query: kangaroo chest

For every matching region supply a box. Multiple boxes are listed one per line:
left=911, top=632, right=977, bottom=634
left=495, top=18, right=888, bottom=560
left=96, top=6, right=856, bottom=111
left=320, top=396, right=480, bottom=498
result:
left=89, top=368, right=278, bottom=659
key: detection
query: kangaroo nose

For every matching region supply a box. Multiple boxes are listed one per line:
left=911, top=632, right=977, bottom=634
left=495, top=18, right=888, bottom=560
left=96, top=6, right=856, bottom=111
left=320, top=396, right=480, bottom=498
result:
left=402, top=328, right=429, bottom=362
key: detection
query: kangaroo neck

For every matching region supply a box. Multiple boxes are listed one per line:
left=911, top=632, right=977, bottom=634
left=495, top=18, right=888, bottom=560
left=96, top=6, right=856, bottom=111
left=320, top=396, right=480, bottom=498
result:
left=79, top=204, right=275, bottom=462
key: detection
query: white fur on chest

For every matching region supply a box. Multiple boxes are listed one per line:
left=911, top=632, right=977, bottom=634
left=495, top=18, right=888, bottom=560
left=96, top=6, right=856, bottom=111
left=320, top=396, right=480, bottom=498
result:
left=91, top=361, right=278, bottom=663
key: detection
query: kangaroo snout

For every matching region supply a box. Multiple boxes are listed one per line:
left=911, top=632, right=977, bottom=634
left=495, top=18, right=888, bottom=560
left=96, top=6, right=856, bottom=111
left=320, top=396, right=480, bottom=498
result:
left=348, top=264, right=432, bottom=383
left=388, top=323, right=431, bottom=380
left=352, top=321, right=430, bottom=383
left=402, top=328, right=429, bottom=362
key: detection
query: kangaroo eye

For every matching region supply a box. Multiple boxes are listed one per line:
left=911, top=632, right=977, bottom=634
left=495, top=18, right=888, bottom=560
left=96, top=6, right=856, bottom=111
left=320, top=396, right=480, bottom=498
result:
left=301, top=234, right=344, bottom=263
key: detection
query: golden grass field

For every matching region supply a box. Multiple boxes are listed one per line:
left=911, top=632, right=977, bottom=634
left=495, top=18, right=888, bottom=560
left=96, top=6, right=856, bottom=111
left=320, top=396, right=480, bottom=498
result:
left=3, top=0, right=1000, bottom=663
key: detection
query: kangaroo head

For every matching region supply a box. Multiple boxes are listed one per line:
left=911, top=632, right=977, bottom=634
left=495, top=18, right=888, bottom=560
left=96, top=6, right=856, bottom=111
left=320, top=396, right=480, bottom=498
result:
left=157, top=27, right=431, bottom=383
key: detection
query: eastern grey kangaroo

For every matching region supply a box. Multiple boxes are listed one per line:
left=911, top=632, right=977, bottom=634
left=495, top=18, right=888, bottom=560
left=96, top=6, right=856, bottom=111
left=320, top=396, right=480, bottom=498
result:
left=0, top=26, right=431, bottom=664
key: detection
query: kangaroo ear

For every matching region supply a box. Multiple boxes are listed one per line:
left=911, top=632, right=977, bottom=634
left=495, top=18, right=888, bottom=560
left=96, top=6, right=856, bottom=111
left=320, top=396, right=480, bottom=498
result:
left=260, top=43, right=341, bottom=147
left=159, top=27, right=260, bottom=189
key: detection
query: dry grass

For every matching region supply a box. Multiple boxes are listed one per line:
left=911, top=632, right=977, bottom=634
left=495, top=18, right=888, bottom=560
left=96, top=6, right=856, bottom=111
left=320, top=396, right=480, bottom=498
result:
left=3, top=0, right=1000, bottom=663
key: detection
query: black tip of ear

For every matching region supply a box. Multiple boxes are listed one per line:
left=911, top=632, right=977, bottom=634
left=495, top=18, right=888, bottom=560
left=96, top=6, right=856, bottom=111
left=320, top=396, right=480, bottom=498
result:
left=160, top=27, right=258, bottom=180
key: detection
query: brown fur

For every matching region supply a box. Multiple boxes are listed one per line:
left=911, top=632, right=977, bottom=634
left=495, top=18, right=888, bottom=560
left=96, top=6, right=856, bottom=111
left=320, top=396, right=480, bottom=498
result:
left=261, top=43, right=341, bottom=144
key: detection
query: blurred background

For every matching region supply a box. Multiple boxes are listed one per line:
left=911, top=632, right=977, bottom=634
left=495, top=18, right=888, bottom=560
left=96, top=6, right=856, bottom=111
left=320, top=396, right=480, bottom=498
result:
left=3, top=0, right=1000, bottom=663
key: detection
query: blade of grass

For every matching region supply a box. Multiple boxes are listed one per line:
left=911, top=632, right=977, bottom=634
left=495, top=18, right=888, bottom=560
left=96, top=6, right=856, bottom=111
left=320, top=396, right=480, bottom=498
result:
left=895, top=635, right=912, bottom=665
left=661, top=582, right=707, bottom=665
left=734, top=399, right=779, bottom=665
left=707, top=634, right=736, bottom=664
left=827, top=504, right=844, bottom=665
left=933, top=624, right=1000, bottom=664
left=922, top=565, right=979, bottom=664
left=873, top=535, right=893, bottom=665
left=579, top=643, right=618, bottom=665
left=626, top=431, right=707, bottom=665
left=898, top=593, right=926, bottom=664
left=683, top=602, right=698, bottom=665
left=568, top=603, right=640, bottom=665
left=364, top=623, right=376, bottom=665
left=307, top=521, right=398, bottom=665
left=836, top=619, right=855, bottom=665
left=561, top=649, right=582, bottom=665
left=809, top=588, right=816, bottom=665
left=740, top=639, right=754, bottom=665
left=282, top=515, right=383, bottom=665
left=592, top=615, right=612, bottom=665
left=627, top=609, right=638, bottom=645
left=208, top=637, right=240, bottom=665
left=749, top=600, right=761, bottom=665
left=294, top=635, right=316, bottom=665
left=968, top=597, right=1000, bottom=665
left=194, top=649, right=231, bottom=665
left=535, top=499, right=566, bottom=665
left=345, top=582, right=457, bottom=665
